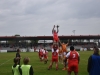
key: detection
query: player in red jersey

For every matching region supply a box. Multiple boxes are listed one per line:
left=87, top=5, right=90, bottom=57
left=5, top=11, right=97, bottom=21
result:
left=65, top=46, right=80, bottom=75
left=52, top=25, right=59, bottom=44
left=38, top=49, right=41, bottom=59
left=38, top=48, right=44, bottom=61
left=48, top=44, right=59, bottom=70
left=43, top=49, right=48, bottom=64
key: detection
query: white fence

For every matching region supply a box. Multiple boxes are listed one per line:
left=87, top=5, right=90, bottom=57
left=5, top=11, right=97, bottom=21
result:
left=0, top=50, right=7, bottom=53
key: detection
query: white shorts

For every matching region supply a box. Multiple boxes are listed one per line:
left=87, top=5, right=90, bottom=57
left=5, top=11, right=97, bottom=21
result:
left=58, top=54, right=62, bottom=57
left=63, top=52, right=66, bottom=56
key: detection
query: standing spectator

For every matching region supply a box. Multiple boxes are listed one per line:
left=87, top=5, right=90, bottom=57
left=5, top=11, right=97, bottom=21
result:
left=20, top=57, right=34, bottom=75
left=12, top=58, right=20, bottom=75
left=16, top=49, right=21, bottom=65
left=87, top=46, right=100, bottom=75
left=65, top=46, right=80, bottom=75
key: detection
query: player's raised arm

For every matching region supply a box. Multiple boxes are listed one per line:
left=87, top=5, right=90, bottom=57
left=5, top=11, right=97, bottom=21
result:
left=58, top=38, right=62, bottom=45
left=52, top=25, right=55, bottom=34
left=66, top=39, right=69, bottom=45
left=57, top=25, right=59, bottom=33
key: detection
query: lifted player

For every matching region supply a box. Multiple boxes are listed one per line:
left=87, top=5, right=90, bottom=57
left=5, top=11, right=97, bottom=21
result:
left=52, top=25, right=59, bottom=45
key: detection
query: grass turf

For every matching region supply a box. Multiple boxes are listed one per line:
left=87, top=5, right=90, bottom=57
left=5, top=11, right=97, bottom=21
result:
left=0, top=51, right=93, bottom=75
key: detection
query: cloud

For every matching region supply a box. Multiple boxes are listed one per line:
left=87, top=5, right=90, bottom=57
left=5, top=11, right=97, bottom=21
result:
left=0, top=0, right=100, bottom=36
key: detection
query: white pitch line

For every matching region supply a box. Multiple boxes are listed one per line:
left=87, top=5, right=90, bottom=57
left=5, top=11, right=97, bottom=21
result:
left=0, top=58, right=13, bottom=66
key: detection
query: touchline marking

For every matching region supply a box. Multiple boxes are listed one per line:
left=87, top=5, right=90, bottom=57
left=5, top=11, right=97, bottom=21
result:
left=0, top=58, right=13, bottom=66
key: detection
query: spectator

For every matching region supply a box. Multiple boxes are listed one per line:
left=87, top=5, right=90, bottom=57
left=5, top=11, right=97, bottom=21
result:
left=87, top=46, right=100, bottom=75
left=12, top=58, right=20, bottom=75
left=20, top=57, right=34, bottom=75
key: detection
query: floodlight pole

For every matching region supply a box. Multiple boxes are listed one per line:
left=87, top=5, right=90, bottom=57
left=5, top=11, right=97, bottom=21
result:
left=73, top=30, right=76, bottom=36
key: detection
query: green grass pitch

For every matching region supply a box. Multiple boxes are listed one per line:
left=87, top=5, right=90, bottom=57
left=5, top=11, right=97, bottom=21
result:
left=0, top=51, right=93, bottom=75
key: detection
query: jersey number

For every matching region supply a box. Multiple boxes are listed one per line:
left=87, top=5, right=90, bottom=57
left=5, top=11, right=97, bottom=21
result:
left=72, top=54, right=76, bottom=58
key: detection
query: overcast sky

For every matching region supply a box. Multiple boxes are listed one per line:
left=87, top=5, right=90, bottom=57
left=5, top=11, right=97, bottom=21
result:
left=0, top=0, right=100, bottom=36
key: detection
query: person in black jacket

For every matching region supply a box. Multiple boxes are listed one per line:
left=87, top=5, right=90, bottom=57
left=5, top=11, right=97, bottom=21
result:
left=16, top=49, right=21, bottom=65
